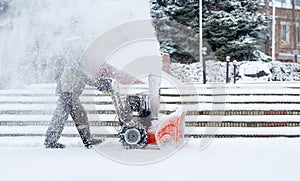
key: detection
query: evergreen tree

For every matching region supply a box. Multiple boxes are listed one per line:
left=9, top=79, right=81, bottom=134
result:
left=0, top=0, right=8, bottom=15
left=151, top=0, right=267, bottom=63
left=150, top=0, right=199, bottom=64
left=203, top=0, right=268, bottom=61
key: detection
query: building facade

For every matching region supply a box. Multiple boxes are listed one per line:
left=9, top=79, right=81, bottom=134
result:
left=260, top=0, right=300, bottom=62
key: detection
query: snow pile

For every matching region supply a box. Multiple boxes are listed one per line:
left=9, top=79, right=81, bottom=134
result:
left=170, top=61, right=234, bottom=83
left=270, top=61, right=300, bottom=81
left=239, top=61, right=271, bottom=81
left=170, top=60, right=300, bottom=82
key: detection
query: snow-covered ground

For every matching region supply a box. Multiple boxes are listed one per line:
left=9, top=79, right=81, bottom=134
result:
left=1, top=138, right=300, bottom=181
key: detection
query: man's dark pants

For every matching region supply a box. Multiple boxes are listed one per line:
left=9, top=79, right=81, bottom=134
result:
left=44, top=93, right=92, bottom=146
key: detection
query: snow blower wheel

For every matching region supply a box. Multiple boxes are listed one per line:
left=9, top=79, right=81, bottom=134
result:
left=124, top=128, right=141, bottom=145
left=119, top=121, right=148, bottom=149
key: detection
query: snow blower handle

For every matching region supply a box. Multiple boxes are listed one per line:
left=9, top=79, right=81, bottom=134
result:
left=96, top=78, right=131, bottom=124
left=96, top=78, right=113, bottom=93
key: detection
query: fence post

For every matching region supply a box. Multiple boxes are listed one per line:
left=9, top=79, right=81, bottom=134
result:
left=226, top=56, right=230, bottom=84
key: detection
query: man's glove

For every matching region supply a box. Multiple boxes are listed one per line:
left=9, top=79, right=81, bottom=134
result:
left=96, top=78, right=112, bottom=93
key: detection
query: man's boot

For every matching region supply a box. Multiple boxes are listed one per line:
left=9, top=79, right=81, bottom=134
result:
left=84, top=138, right=104, bottom=149
left=45, top=142, right=65, bottom=149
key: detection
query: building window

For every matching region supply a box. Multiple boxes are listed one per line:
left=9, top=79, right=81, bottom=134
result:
left=281, top=23, right=290, bottom=43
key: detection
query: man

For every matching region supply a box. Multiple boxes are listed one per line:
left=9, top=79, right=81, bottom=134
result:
left=44, top=61, right=104, bottom=148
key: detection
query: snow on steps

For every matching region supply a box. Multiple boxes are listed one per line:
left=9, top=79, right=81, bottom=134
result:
left=0, top=83, right=300, bottom=138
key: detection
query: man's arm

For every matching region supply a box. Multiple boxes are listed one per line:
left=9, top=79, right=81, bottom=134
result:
left=77, top=66, right=97, bottom=87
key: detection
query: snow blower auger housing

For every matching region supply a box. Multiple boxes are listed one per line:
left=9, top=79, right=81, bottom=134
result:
left=119, top=95, right=150, bottom=149
left=96, top=78, right=185, bottom=149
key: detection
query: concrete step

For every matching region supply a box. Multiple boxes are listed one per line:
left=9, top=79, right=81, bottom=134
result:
left=0, top=83, right=299, bottom=138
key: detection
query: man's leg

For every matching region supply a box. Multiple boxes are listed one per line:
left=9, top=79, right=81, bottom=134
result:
left=70, top=98, right=103, bottom=148
left=70, top=98, right=92, bottom=146
left=44, top=94, right=71, bottom=148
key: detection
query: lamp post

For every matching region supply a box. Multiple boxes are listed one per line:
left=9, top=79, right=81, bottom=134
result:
left=233, top=60, right=238, bottom=84
left=272, top=0, right=276, bottom=62
left=226, top=56, right=230, bottom=84
left=292, top=0, right=298, bottom=63
left=200, top=0, right=206, bottom=84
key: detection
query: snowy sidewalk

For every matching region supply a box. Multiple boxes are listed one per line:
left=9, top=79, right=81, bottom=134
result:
left=1, top=138, right=300, bottom=181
